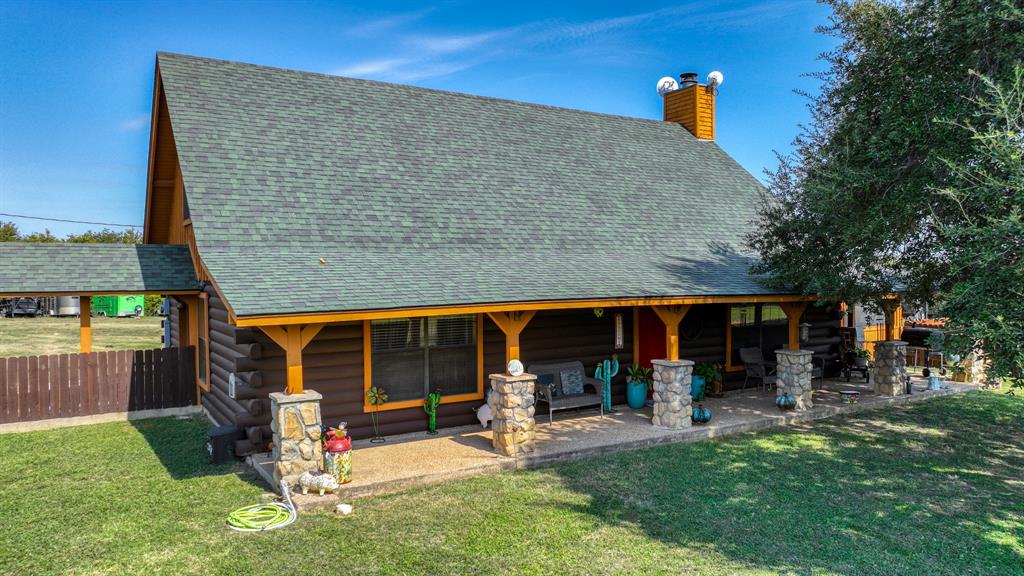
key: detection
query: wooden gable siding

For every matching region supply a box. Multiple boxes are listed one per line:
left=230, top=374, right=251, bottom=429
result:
left=144, top=72, right=185, bottom=245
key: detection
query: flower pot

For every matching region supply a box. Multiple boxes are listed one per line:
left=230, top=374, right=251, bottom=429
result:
left=690, top=375, right=706, bottom=401
left=626, top=380, right=648, bottom=410
left=927, top=375, right=944, bottom=390
left=853, top=357, right=869, bottom=368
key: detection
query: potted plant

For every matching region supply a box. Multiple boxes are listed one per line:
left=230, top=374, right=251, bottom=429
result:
left=847, top=347, right=870, bottom=368
left=625, top=364, right=652, bottom=410
left=692, top=362, right=717, bottom=401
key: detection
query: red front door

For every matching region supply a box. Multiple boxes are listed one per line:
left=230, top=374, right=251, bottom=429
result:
left=637, top=307, right=666, bottom=369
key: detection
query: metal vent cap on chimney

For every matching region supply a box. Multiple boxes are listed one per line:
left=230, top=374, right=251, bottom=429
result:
left=679, top=72, right=699, bottom=88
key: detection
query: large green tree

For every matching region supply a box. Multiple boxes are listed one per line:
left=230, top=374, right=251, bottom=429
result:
left=748, top=0, right=1024, bottom=385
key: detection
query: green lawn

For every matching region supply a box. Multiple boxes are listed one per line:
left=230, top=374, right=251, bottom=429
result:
left=0, top=316, right=163, bottom=357
left=1, top=392, right=1021, bottom=576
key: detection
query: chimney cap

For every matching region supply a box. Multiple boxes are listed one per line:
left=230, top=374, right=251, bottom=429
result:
left=679, top=72, right=699, bottom=87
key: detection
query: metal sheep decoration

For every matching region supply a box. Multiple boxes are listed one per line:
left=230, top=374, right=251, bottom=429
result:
left=595, top=355, right=619, bottom=413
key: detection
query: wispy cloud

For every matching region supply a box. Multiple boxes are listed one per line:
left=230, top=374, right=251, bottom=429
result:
left=118, top=115, right=149, bottom=132
left=346, top=8, right=433, bottom=37
left=332, top=1, right=801, bottom=83
left=334, top=58, right=412, bottom=77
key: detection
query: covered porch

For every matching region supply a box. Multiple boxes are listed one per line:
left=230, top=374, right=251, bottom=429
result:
left=253, top=374, right=975, bottom=506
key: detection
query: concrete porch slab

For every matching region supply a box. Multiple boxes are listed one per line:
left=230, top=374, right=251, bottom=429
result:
left=249, top=377, right=975, bottom=510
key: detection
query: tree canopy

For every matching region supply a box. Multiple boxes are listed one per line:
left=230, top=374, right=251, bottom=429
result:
left=0, top=221, right=141, bottom=244
left=748, top=0, right=1024, bottom=386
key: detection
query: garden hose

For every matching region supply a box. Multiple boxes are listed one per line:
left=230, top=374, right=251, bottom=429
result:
left=227, top=480, right=297, bottom=532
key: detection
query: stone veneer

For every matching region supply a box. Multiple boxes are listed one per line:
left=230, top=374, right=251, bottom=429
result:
left=490, top=373, right=537, bottom=456
left=873, top=341, right=908, bottom=396
left=651, top=359, right=693, bottom=428
left=269, top=390, right=324, bottom=486
left=776, top=349, right=814, bottom=410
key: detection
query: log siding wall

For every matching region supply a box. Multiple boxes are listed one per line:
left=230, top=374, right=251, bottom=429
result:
left=197, top=300, right=838, bottom=453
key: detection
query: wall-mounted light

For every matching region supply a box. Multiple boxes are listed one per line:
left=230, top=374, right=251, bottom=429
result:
left=800, top=322, right=812, bottom=343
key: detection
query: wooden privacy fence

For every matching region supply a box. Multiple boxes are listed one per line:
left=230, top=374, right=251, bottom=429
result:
left=0, top=346, right=196, bottom=424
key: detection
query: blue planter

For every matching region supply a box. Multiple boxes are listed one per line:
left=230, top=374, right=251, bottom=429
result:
left=626, top=380, right=648, bottom=410
left=690, top=375, right=706, bottom=401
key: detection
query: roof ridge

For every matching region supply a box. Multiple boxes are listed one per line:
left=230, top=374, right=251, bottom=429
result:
left=156, top=51, right=686, bottom=128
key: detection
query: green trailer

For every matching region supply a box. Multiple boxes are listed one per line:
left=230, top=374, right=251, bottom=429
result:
left=91, top=295, right=145, bottom=317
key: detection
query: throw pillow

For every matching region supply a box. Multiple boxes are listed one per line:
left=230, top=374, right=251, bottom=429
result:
left=560, top=369, right=584, bottom=396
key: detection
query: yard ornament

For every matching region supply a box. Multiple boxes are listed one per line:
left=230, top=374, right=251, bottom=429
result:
left=424, top=390, right=442, bottom=435
left=475, top=391, right=494, bottom=429
left=298, top=471, right=341, bottom=496
left=595, top=355, right=619, bottom=413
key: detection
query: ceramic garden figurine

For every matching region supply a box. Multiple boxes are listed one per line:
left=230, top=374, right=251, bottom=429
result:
left=298, top=471, right=341, bottom=496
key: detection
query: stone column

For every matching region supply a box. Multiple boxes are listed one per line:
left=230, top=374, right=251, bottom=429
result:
left=651, top=359, right=693, bottom=428
left=776, top=349, right=814, bottom=410
left=269, top=390, right=323, bottom=486
left=490, top=373, right=537, bottom=456
left=874, top=341, right=908, bottom=396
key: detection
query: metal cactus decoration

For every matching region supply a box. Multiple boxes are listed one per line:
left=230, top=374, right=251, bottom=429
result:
left=424, top=390, right=442, bottom=435
left=595, top=355, right=619, bottom=413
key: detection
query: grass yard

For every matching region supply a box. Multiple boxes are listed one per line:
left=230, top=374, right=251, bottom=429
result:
left=0, top=316, right=163, bottom=357
left=1, top=392, right=1021, bottom=576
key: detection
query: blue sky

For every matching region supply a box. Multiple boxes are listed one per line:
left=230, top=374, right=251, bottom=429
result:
left=0, top=0, right=835, bottom=236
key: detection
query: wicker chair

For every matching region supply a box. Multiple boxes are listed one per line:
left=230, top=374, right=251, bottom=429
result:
left=739, top=347, right=777, bottom=391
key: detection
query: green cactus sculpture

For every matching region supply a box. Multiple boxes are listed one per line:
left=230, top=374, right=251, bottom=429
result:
left=595, top=355, right=619, bottom=412
left=424, top=390, right=442, bottom=435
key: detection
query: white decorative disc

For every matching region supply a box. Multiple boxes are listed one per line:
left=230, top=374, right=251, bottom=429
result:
left=507, top=359, right=524, bottom=377
left=656, top=76, right=679, bottom=96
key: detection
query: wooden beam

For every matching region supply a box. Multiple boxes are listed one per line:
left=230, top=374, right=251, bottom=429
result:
left=235, top=294, right=817, bottom=328
left=651, top=305, right=691, bottom=361
left=884, top=304, right=903, bottom=341
left=780, top=302, right=809, bottom=350
left=259, top=323, right=326, bottom=394
left=486, top=310, right=536, bottom=366
left=79, top=297, right=91, bottom=353
left=779, top=302, right=809, bottom=351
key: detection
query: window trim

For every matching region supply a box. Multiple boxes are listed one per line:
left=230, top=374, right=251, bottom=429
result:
left=363, top=314, right=485, bottom=412
left=725, top=303, right=788, bottom=373
left=197, top=292, right=210, bottom=391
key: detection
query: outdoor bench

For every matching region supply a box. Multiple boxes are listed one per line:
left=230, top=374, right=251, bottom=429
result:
left=527, top=360, right=604, bottom=424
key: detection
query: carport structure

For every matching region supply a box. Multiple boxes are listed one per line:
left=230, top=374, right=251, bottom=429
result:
left=1, top=243, right=204, bottom=424
left=0, top=243, right=201, bottom=354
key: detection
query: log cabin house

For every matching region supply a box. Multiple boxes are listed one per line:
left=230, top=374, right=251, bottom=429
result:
left=141, top=53, right=870, bottom=454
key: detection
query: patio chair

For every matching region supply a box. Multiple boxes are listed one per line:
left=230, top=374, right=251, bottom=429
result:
left=739, top=347, right=777, bottom=391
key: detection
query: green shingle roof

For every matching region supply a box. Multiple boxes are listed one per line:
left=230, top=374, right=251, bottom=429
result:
left=0, top=243, right=200, bottom=295
left=157, top=52, right=783, bottom=317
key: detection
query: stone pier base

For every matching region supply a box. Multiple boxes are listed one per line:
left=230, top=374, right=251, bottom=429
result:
left=651, top=359, right=693, bottom=428
left=776, top=349, right=814, bottom=410
left=490, top=373, right=537, bottom=456
left=269, top=390, right=323, bottom=486
left=874, top=341, right=908, bottom=396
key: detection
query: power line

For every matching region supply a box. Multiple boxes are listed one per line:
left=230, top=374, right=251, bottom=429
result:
left=0, top=212, right=143, bottom=228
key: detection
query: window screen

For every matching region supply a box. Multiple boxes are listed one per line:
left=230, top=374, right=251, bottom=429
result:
left=371, top=316, right=477, bottom=403
left=730, top=305, right=756, bottom=326
left=761, top=305, right=788, bottom=325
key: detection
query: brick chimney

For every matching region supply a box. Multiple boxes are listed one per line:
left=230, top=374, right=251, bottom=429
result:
left=664, top=72, right=716, bottom=140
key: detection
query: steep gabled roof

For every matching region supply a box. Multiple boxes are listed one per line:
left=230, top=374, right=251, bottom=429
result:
left=0, top=243, right=200, bottom=295
left=156, top=52, right=780, bottom=317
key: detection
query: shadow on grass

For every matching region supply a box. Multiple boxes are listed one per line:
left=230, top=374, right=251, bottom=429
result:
left=130, top=415, right=265, bottom=488
left=547, top=393, right=1024, bottom=575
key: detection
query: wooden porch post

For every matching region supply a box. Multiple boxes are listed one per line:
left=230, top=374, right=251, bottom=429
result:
left=79, top=296, right=92, bottom=353
left=884, top=303, right=903, bottom=341
left=486, top=311, right=536, bottom=366
left=651, top=305, right=691, bottom=360
left=779, top=302, right=810, bottom=351
left=260, top=323, right=326, bottom=394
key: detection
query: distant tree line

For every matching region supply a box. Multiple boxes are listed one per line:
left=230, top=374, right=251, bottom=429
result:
left=1, top=221, right=142, bottom=244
